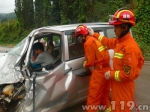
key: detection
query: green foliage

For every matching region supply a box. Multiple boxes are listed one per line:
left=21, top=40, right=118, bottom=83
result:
left=108, top=0, right=125, bottom=14
left=131, top=0, right=150, bottom=57
left=15, top=0, right=34, bottom=29
left=43, top=0, right=51, bottom=26
left=75, top=0, right=88, bottom=23
left=134, top=0, right=150, bottom=44
left=90, top=1, right=109, bottom=22
left=0, top=20, right=30, bottom=45
left=0, top=13, right=16, bottom=23
left=60, top=11, right=71, bottom=24
left=51, top=0, right=61, bottom=25
left=0, top=0, right=150, bottom=60
left=34, top=0, right=44, bottom=27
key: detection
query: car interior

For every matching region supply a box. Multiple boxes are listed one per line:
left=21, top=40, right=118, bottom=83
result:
left=30, top=33, right=62, bottom=72
left=67, top=32, right=85, bottom=60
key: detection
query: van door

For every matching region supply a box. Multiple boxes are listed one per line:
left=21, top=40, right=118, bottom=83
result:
left=64, top=31, right=91, bottom=103
left=41, top=63, right=78, bottom=111
left=65, top=58, right=91, bottom=103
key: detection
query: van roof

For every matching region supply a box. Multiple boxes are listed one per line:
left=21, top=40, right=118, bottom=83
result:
left=35, top=22, right=112, bottom=32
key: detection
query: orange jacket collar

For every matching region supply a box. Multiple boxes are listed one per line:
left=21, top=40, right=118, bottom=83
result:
left=86, top=35, right=92, bottom=41
left=118, top=32, right=132, bottom=43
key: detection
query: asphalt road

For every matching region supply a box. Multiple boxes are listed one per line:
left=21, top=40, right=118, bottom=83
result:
left=0, top=47, right=150, bottom=112
left=0, top=46, right=11, bottom=53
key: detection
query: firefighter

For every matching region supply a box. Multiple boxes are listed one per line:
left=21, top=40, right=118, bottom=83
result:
left=74, top=25, right=111, bottom=112
left=88, top=8, right=144, bottom=112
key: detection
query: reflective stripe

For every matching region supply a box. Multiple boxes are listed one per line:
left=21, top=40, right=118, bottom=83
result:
left=116, top=10, right=134, bottom=18
left=114, top=71, right=120, bottom=81
left=114, top=53, right=124, bottom=59
left=98, top=46, right=107, bottom=52
left=98, top=35, right=103, bottom=41
left=78, top=26, right=84, bottom=29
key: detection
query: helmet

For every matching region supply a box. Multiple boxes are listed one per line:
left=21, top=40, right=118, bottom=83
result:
left=109, top=8, right=135, bottom=26
left=74, top=25, right=89, bottom=37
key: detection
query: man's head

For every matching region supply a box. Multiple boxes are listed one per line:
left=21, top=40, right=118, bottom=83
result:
left=74, top=24, right=89, bottom=43
left=109, top=8, right=135, bottom=38
left=32, top=42, right=44, bottom=55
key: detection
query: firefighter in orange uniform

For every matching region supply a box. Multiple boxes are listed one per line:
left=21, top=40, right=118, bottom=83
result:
left=88, top=8, right=144, bottom=112
left=75, top=25, right=111, bottom=112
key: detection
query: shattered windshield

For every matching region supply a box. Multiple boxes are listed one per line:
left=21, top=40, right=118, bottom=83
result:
left=8, top=38, right=27, bottom=58
left=1, top=37, right=28, bottom=69
left=0, top=38, right=27, bottom=84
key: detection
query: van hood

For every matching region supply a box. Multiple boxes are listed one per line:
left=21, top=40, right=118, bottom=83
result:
left=0, top=53, right=8, bottom=69
left=0, top=37, right=29, bottom=85
left=0, top=53, right=24, bottom=84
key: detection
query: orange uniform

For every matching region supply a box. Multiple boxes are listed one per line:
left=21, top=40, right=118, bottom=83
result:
left=93, top=32, right=144, bottom=112
left=84, top=35, right=111, bottom=112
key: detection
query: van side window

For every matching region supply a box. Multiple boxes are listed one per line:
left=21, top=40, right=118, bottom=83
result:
left=47, top=34, right=61, bottom=59
left=106, top=28, right=117, bottom=38
left=67, top=34, right=85, bottom=60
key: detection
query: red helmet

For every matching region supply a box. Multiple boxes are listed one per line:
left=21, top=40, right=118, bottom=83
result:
left=109, top=9, right=135, bottom=26
left=74, top=25, right=89, bottom=37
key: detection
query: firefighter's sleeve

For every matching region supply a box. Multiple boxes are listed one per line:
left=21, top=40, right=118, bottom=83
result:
left=93, top=33, right=117, bottom=49
left=110, top=48, right=144, bottom=82
left=84, top=43, right=96, bottom=68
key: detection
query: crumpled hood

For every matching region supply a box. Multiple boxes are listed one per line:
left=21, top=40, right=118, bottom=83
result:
left=0, top=53, right=24, bottom=84
left=0, top=53, right=8, bottom=69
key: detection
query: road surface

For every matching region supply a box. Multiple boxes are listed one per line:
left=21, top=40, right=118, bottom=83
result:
left=0, top=46, right=12, bottom=53
left=0, top=46, right=150, bottom=112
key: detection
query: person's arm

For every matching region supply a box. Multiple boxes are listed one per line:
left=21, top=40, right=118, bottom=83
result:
left=40, top=38, right=46, bottom=46
left=84, top=43, right=96, bottom=68
left=88, top=28, right=117, bottom=49
left=32, top=56, right=37, bottom=61
left=93, top=33, right=117, bottom=49
left=31, top=54, right=43, bottom=65
left=109, top=48, right=144, bottom=82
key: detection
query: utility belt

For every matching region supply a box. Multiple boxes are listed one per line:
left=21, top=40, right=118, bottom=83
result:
left=94, top=63, right=110, bottom=70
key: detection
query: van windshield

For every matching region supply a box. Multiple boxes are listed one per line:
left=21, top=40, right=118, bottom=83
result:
left=1, top=37, right=28, bottom=69
left=8, top=38, right=27, bottom=58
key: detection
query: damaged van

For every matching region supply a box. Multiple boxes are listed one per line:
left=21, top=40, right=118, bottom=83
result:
left=0, top=23, right=115, bottom=112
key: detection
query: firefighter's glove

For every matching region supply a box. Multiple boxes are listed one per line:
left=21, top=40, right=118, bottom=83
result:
left=105, top=71, right=110, bottom=80
left=83, top=61, right=87, bottom=68
left=88, top=28, right=94, bottom=36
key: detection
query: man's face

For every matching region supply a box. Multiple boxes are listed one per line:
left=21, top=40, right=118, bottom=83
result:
left=114, top=25, right=123, bottom=38
left=34, top=49, right=41, bottom=56
left=77, top=36, right=86, bottom=43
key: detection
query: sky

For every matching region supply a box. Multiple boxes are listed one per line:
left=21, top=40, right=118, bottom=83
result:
left=0, top=0, right=15, bottom=13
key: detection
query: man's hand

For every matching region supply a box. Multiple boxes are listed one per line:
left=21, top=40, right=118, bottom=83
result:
left=32, top=56, right=36, bottom=61
left=88, top=28, right=94, bottom=36
left=105, top=71, right=110, bottom=80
